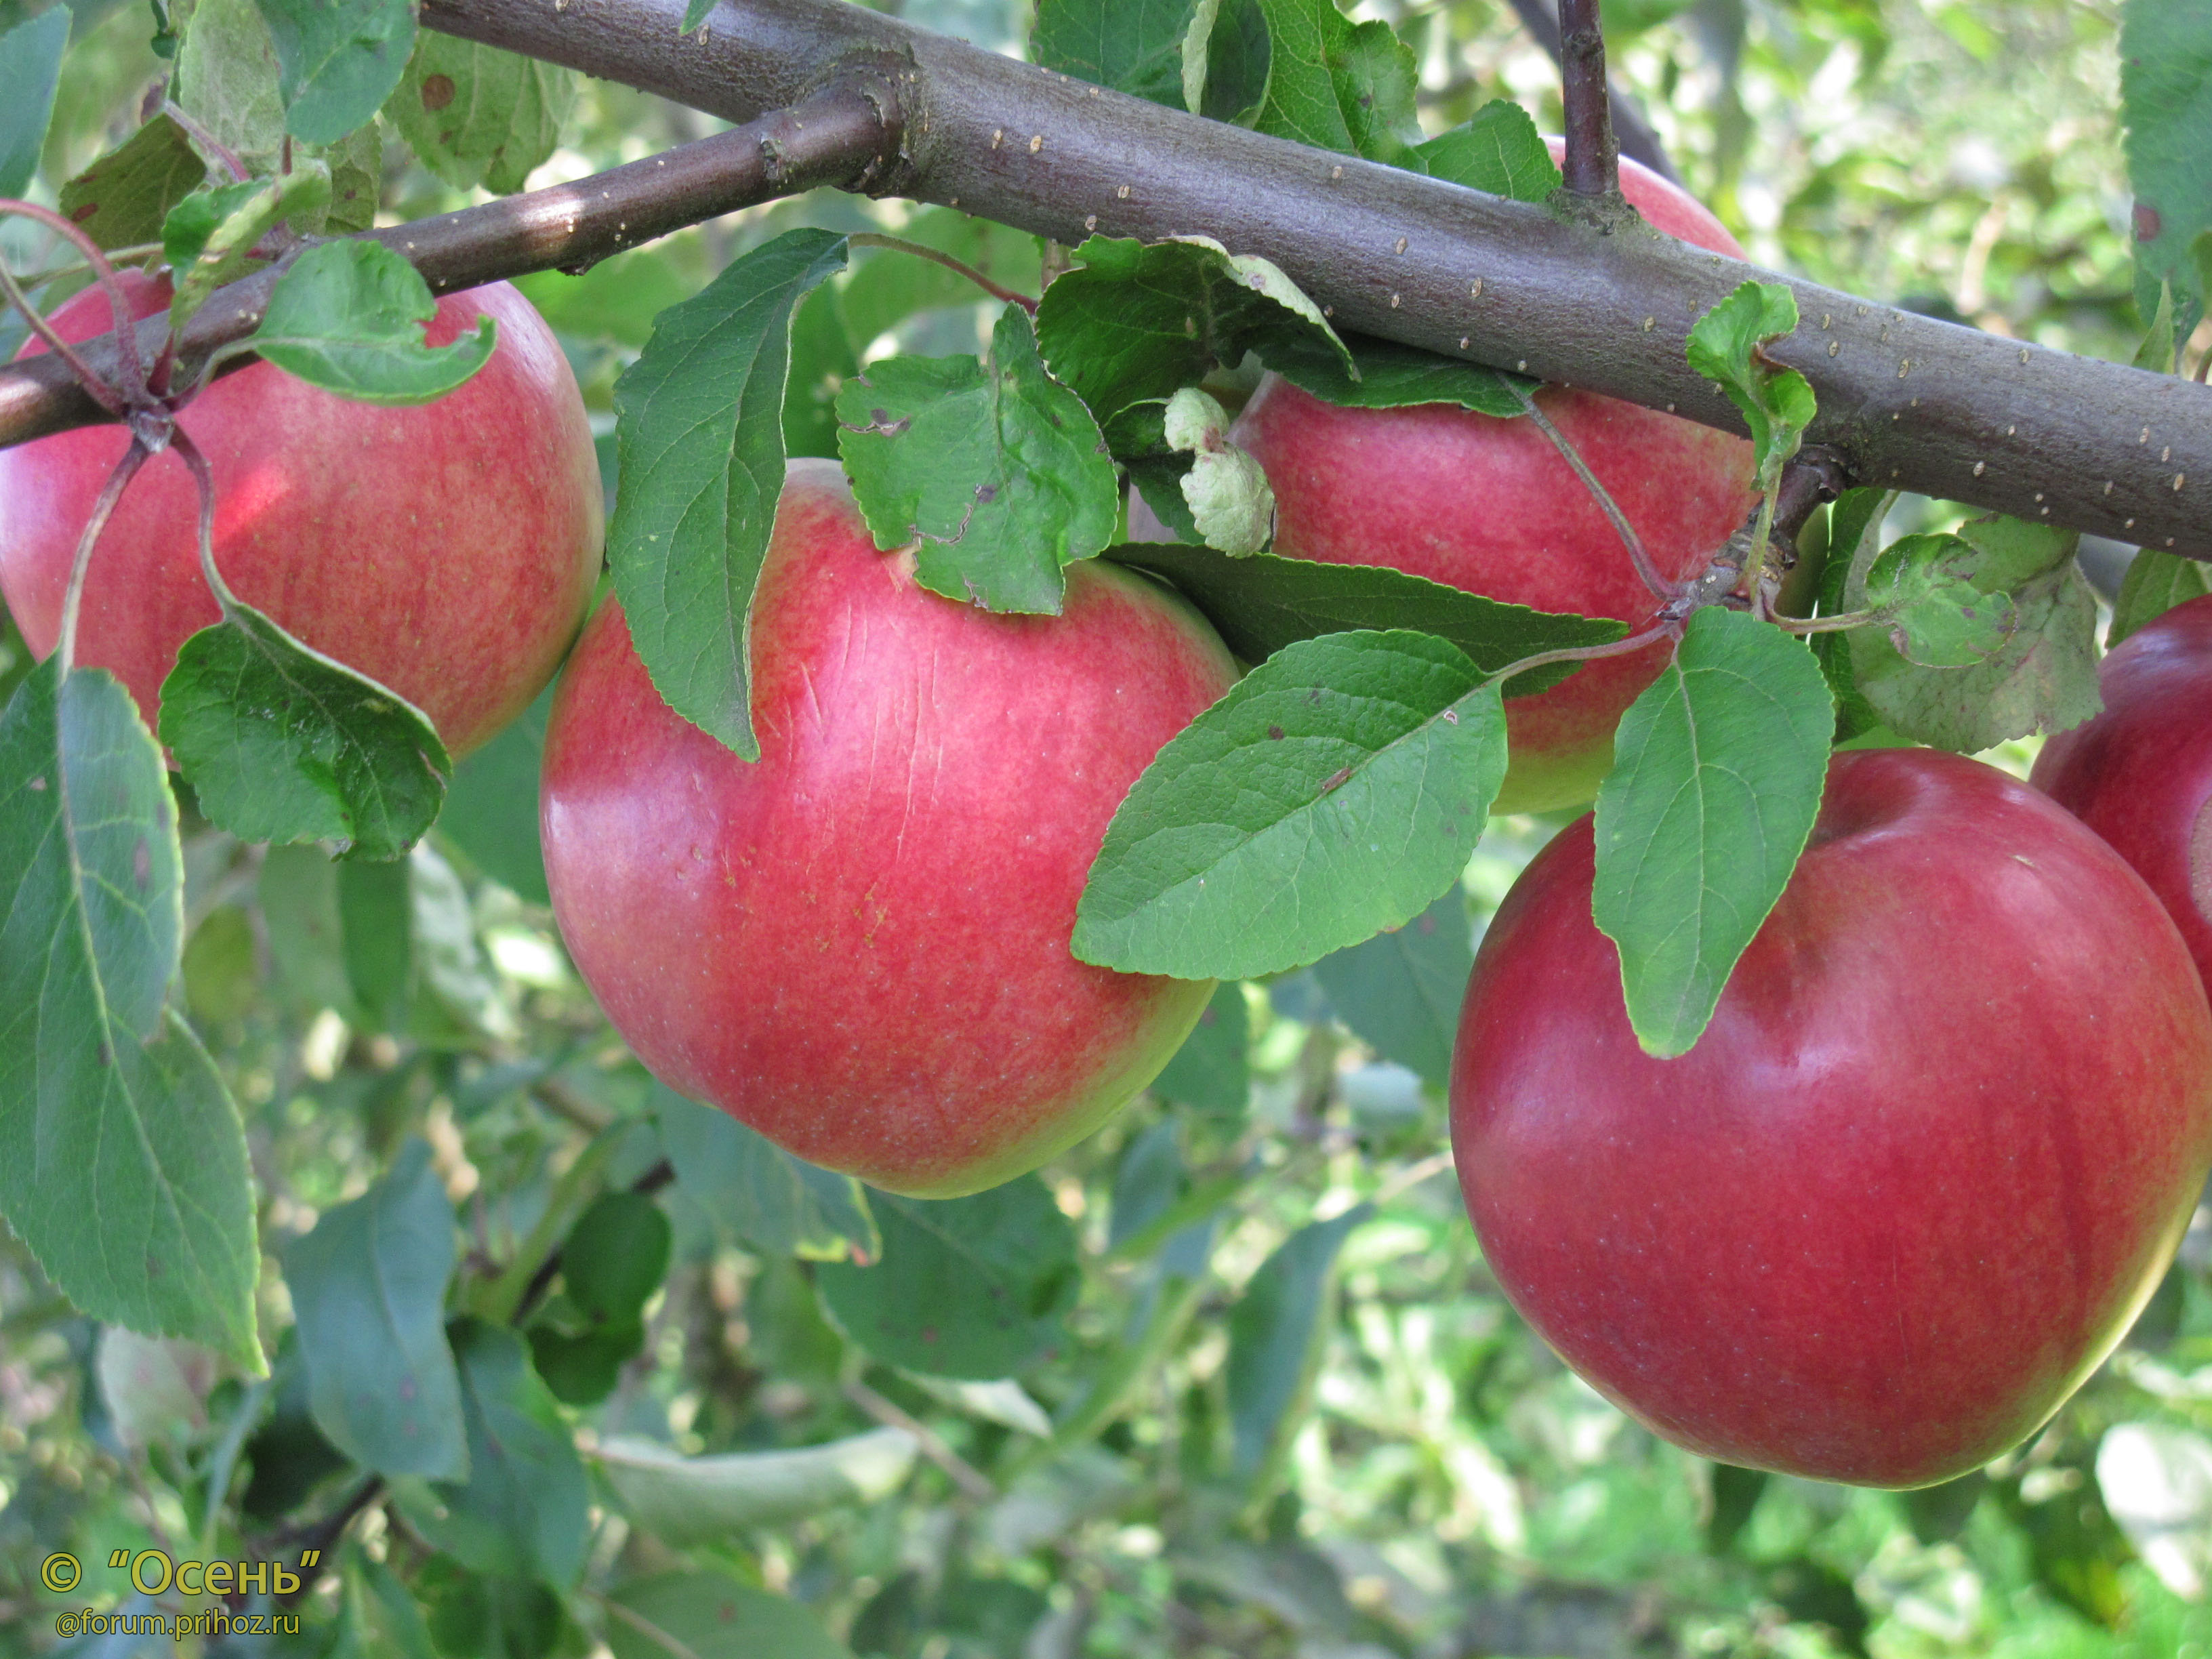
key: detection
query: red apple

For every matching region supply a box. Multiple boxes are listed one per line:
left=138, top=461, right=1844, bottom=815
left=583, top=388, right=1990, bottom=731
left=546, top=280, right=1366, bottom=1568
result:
left=540, top=460, right=1237, bottom=1197
left=1216, top=148, right=1757, bottom=814
left=2031, top=593, right=2212, bottom=989
left=0, top=270, right=602, bottom=756
left=1450, top=747, right=2212, bottom=1487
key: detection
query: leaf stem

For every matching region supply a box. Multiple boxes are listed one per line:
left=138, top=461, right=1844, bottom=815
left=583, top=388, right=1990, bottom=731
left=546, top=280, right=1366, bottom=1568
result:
left=0, top=201, right=150, bottom=412
left=1479, top=619, right=1679, bottom=693
left=169, top=428, right=241, bottom=612
left=11, top=243, right=163, bottom=289
left=847, top=231, right=1038, bottom=314
left=1510, top=380, right=1671, bottom=600
left=162, top=98, right=251, bottom=184
left=56, top=441, right=152, bottom=676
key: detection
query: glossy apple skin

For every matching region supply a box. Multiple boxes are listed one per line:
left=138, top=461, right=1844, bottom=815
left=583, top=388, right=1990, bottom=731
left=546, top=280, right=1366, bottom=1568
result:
left=1450, top=748, right=2212, bottom=1487
left=1223, top=149, right=1757, bottom=814
left=541, top=460, right=1238, bottom=1197
left=2031, top=594, right=2212, bottom=989
left=0, top=270, right=602, bottom=756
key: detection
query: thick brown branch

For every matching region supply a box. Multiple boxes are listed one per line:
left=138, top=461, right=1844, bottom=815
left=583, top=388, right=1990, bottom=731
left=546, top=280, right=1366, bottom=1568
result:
left=1506, top=0, right=1679, bottom=186
left=0, top=77, right=900, bottom=450
left=1555, top=0, right=1620, bottom=199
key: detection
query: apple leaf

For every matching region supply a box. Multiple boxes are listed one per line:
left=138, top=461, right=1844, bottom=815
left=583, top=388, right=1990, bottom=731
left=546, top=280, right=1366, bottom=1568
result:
left=1807, top=487, right=1892, bottom=743
left=165, top=164, right=333, bottom=331
left=1269, top=331, right=1533, bottom=416
left=1032, top=0, right=1197, bottom=106
left=1101, top=539, right=1624, bottom=696
left=1404, top=99, right=1562, bottom=202
left=437, top=687, right=550, bottom=903
left=836, top=304, right=1120, bottom=613
left=1248, top=0, right=1420, bottom=163
left=283, top=1137, right=468, bottom=1480
left=1686, top=280, right=1815, bottom=489
left=0, top=6, right=68, bottom=198
left=252, top=241, right=497, bottom=404
left=160, top=597, right=451, bottom=861
left=382, top=32, right=575, bottom=194
left=1151, top=981, right=1250, bottom=1114
left=1227, top=1205, right=1370, bottom=1486
left=56, top=116, right=209, bottom=251
left=1154, top=386, right=1275, bottom=554
left=1186, top=0, right=1269, bottom=122
left=651, top=1086, right=878, bottom=1264
left=608, top=227, right=848, bottom=760
left=1845, top=516, right=2102, bottom=752
left=1860, top=533, right=2018, bottom=667
left=2122, top=0, right=2212, bottom=340
left=815, top=1180, right=1080, bottom=1379
left=2109, top=547, right=2212, bottom=647
left=0, top=663, right=260, bottom=1369
left=605, top=1572, right=848, bottom=1659
left=1310, top=886, right=1474, bottom=1090
left=1036, top=234, right=1353, bottom=427
left=1592, top=608, right=1835, bottom=1059
left=396, top=1320, right=590, bottom=1586
left=258, top=0, right=417, bottom=145
left=596, top=1431, right=918, bottom=1542
left=1072, top=630, right=1507, bottom=981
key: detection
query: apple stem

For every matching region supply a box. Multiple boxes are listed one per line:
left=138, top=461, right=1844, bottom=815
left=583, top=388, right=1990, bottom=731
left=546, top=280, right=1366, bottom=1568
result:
left=846, top=232, right=1038, bottom=313
left=54, top=440, right=153, bottom=678
left=169, top=429, right=245, bottom=619
left=1556, top=0, right=1621, bottom=199
left=1510, top=380, right=1673, bottom=600
left=0, top=201, right=154, bottom=413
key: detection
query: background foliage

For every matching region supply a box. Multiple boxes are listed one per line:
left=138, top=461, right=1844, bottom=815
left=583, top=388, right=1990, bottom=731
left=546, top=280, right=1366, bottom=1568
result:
left=0, top=0, right=2209, bottom=1656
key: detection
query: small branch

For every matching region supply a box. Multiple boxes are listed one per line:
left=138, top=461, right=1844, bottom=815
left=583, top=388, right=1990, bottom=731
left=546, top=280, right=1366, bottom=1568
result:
left=848, top=232, right=1036, bottom=312
left=0, top=200, right=151, bottom=412
left=1774, top=446, right=1849, bottom=544
left=1512, top=381, right=1671, bottom=600
left=844, top=1378, right=997, bottom=1502
left=1505, top=0, right=1680, bottom=186
left=1556, top=0, right=1620, bottom=199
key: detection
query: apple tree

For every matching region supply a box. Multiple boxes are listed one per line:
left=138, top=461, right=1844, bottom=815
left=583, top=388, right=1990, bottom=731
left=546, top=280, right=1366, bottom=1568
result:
left=0, top=0, right=2210, bottom=1654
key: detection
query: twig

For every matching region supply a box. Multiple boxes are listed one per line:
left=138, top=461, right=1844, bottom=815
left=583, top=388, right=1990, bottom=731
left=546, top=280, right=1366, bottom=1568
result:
left=1556, top=0, right=1620, bottom=199
left=843, top=1378, right=997, bottom=1502
left=1504, top=0, right=1680, bottom=185
left=848, top=232, right=1036, bottom=312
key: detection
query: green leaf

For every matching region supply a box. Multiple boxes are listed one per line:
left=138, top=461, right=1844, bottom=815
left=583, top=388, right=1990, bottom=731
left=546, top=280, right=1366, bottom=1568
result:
left=417, top=1565, right=562, bottom=1659
left=2109, top=547, right=2212, bottom=647
left=1809, top=488, right=1891, bottom=742
left=783, top=283, right=859, bottom=459
left=840, top=211, right=1043, bottom=348
left=166, top=163, right=332, bottom=331
left=836, top=304, right=1121, bottom=613
left=560, top=1192, right=671, bottom=1327
left=0, top=5, right=68, bottom=198
left=2123, top=0, right=2212, bottom=339
left=177, top=0, right=290, bottom=167
left=1227, top=1206, right=1368, bottom=1484
left=159, top=598, right=451, bottom=861
left=2135, top=280, right=2179, bottom=375
left=0, top=662, right=259, bottom=1368
left=399, top=1319, right=590, bottom=1586
left=1249, top=0, right=1420, bottom=163
left=1187, top=0, right=1269, bottom=122
left=57, top=116, right=209, bottom=252
left=1592, top=608, right=1835, bottom=1058
left=1269, top=330, right=1533, bottom=416
left=1033, top=0, right=1197, bottom=106
left=605, top=1571, right=851, bottom=1659
left=339, top=855, right=413, bottom=1032
left=437, top=687, right=549, bottom=902
left=607, top=228, right=849, bottom=758
left=1685, top=280, right=1816, bottom=487
left=1073, top=630, right=1507, bottom=980
left=651, top=1086, right=878, bottom=1263
left=283, top=1137, right=468, bottom=1479
left=1036, top=234, right=1351, bottom=427
left=815, top=1179, right=1079, bottom=1378
left=382, top=31, right=575, bottom=194
left=1860, top=533, right=2018, bottom=668
left=1404, top=99, right=1562, bottom=202
left=1158, top=386, right=1275, bottom=555
left=1101, top=540, right=1623, bottom=695
left=1845, top=516, right=2102, bottom=752
left=258, top=0, right=416, bottom=145
left=1151, top=981, right=1250, bottom=1114
left=679, top=0, right=716, bottom=30
left=596, top=1431, right=918, bottom=1542
left=1310, top=886, right=1473, bottom=1089
left=253, top=240, right=496, bottom=403
left=337, top=1547, right=441, bottom=1659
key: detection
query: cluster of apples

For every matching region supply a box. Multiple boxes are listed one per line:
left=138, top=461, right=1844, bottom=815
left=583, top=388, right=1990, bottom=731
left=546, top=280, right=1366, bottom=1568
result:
left=5, top=157, right=2208, bottom=1494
